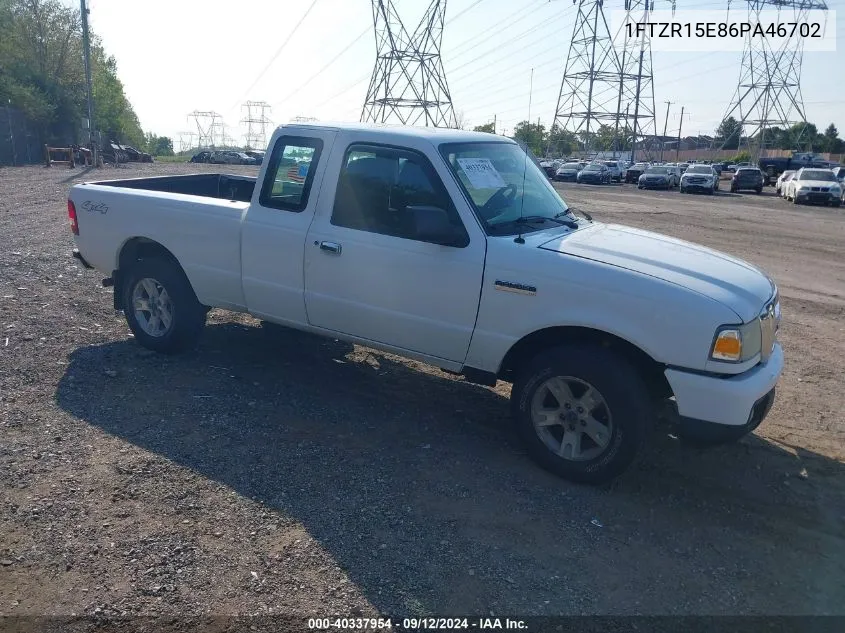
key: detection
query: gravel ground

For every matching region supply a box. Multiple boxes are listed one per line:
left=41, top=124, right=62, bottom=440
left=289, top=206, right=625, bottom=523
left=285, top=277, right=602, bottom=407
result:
left=1, top=163, right=844, bottom=621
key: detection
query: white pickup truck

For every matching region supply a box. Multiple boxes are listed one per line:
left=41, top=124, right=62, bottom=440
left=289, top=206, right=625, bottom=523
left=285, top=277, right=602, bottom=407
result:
left=68, top=122, right=783, bottom=484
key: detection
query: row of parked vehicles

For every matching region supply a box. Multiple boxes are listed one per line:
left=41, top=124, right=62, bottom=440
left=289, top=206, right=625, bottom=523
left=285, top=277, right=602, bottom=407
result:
left=190, top=149, right=266, bottom=165
left=774, top=166, right=844, bottom=207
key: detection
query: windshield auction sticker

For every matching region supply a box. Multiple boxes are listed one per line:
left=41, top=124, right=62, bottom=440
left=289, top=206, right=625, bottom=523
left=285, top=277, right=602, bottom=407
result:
left=457, top=158, right=507, bottom=190
left=610, top=9, right=836, bottom=52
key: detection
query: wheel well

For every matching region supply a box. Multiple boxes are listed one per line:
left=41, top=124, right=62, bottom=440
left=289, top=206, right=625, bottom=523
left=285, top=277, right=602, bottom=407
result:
left=114, top=238, right=186, bottom=310
left=498, top=326, right=672, bottom=400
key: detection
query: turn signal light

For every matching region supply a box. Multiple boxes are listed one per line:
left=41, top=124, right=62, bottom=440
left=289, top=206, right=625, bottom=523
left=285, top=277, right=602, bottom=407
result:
left=711, top=330, right=742, bottom=361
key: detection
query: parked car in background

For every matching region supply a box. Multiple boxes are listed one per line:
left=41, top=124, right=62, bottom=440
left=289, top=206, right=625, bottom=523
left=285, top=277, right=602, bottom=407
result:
left=625, top=162, right=648, bottom=183
left=680, top=165, right=718, bottom=194
left=759, top=152, right=833, bottom=184
left=775, top=170, right=796, bottom=197
left=730, top=167, right=764, bottom=194
left=602, top=160, right=622, bottom=182
left=120, top=145, right=153, bottom=163
left=244, top=150, right=265, bottom=165
left=210, top=150, right=257, bottom=165
left=638, top=165, right=676, bottom=189
left=783, top=168, right=841, bottom=206
left=190, top=150, right=214, bottom=164
left=577, top=162, right=612, bottom=184
left=834, top=166, right=845, bottom=202
left=678, top=163, right=689, bottom=174
left=554, top=162, right=584, bottom=181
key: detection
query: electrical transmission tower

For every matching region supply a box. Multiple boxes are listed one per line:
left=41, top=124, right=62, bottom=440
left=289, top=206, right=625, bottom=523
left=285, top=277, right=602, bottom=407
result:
left=176, top=131, right=196, bottom=154
left=550, top=0, right=663, bottom=158
left=188, top=111, right=223, bottom=148
left=550, top=0, right=622, bottom=152
left=718, top=0, right=827, bottom=156
left=361, top=0, right=457, bottom=128
left=241, top=101, right=273, bottom=150
left=612, top=0, right=657, bottom=160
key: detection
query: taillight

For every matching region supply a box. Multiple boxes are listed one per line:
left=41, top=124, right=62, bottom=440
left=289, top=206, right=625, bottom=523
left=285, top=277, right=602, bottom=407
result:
left=67, top=200, right=79, bottom=235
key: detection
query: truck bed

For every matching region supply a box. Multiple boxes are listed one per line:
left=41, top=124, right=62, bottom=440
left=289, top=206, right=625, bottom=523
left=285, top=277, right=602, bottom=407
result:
left=93, top=173, right=256, bottom=203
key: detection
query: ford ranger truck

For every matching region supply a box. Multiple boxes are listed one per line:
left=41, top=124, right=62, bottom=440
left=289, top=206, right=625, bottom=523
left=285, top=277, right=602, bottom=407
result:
left=68, top=122, right=783, bottom=484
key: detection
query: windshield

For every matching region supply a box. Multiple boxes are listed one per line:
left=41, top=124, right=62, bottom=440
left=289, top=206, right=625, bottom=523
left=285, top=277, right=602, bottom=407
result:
left=645, top=166, right=669, bottom=174
left=440, top=142, right=574, bottom=236
left=583, top=164, right=602, bottom=172
left=631, top=163, right=647, bottom=170
left=799, top=170, right=836, bottom=181
left=604, top=161, right=617, bottom=167
left=686, top=165, right=712, bottom=174
left=561, top=163, right=581, bottom=170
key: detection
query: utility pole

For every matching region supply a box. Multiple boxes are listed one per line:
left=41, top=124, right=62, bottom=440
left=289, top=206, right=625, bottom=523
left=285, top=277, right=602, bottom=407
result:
left=675, top=106, right=687, bottom=161
left=660, top=100, right=672, bottom=162
left=493, top=114, right=496, bottom=134
left=6, top=99, right=16, bottom=166
left=80, top=0, right=96, bottom=164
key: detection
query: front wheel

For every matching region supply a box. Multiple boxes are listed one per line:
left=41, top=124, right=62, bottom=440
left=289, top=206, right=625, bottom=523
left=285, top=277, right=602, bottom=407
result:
left=121, top=257, right=206, bottom=354
left=511, top=344, right=652, bottom=484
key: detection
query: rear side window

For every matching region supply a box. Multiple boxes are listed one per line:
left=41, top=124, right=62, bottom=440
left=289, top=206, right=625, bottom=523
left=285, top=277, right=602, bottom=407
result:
left=330, top=144, right=468, bottom=246
left=259, top=136, right=323, bottom=212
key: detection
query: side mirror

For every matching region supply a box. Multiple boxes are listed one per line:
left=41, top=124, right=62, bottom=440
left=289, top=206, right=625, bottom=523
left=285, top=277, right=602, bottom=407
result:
left=408, top=205, right=467, bottom=247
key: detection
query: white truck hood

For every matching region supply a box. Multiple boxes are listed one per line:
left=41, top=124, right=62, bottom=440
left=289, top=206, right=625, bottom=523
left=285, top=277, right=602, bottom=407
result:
left=538, top=224, right=773, bottom=322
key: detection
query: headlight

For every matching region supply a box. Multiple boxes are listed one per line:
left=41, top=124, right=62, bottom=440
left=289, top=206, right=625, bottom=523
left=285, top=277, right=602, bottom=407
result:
left=799, top=186, right=809, bottom=191
left=710, top=321, right=762, bottom=363
left=831, top=185, right=841, bottom=193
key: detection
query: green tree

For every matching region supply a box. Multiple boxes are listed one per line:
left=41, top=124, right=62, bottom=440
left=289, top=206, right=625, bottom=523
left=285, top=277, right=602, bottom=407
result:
left=144, top=133, right=174, bottom=156
left=717, top=117, right=742, bottom=149
left=547, top=125, right=575, bottom=156
left=473, top=121, right=496, bottom=134
left=787, top=122, right=819, bottom=150
left=0, top=0, right=146, bottom=147
left=512, top=120, right=546, bottom=156
left=823, top=123, right=843, bottom=154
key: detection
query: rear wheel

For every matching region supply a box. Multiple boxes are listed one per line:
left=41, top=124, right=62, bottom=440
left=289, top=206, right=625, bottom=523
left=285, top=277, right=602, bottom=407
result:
left=121, top=257, right=206, bottom=354
left=511, top=344, right=652, bottom=484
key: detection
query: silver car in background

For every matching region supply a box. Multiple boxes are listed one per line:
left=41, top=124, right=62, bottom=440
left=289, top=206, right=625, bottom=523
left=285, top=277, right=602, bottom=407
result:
left=680, top=164, right=719, bottom=194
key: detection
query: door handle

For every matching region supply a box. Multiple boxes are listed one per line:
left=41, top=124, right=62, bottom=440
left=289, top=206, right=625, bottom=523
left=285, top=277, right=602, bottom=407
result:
left=318, top=241, right=342, bottom=255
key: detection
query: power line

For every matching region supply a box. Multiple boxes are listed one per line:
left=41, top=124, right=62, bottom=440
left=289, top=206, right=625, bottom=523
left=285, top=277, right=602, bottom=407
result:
left=227, top=0, right=320, bottom=113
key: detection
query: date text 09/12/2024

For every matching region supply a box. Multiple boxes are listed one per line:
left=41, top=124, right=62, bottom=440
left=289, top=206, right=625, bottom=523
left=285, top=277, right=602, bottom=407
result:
left=307, top=617, right=528, bottom=630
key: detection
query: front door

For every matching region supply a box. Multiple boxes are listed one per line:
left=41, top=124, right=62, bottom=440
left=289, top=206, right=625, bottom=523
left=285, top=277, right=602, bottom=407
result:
left=303, top=141, right=486, bottom=363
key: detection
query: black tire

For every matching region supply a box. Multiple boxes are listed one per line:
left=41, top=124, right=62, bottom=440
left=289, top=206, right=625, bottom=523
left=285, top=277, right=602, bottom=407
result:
left=755, top=187, right=762, bottom=194
left=121, top=256, right=206, bottom=354
left=511, top=344, right=653, bottom=484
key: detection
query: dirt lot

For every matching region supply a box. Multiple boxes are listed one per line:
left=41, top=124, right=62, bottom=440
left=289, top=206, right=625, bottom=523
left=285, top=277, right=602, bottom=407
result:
left=1, top=162, right=844, bottom=621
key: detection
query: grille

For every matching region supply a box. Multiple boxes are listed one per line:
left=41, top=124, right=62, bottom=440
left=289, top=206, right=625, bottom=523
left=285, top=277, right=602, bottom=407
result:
left=759, top=295, right=779, bottom=362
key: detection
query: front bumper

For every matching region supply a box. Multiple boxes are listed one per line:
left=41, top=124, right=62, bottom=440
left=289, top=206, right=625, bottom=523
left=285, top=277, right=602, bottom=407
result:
left=555, top=173, right=578, bottom=181
left=665, top=343, right=783, bottom=427
left=796, top=191, right=838, bottom=205
left=640, top=180, right=669, bottom=189
left=682, top=182, right=714, bottom=192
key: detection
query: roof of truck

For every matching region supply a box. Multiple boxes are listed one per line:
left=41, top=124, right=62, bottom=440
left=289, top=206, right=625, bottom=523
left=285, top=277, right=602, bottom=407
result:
left=276, top=121, right=515, bottom=144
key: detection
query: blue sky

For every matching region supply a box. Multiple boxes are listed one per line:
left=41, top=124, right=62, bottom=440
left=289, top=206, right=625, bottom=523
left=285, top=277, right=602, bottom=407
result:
left=77, top=0, right=844, bottom=145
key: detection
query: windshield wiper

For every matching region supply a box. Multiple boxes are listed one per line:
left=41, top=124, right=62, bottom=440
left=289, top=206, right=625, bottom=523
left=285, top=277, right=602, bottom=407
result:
left=518, top=215, right=579, bottom=229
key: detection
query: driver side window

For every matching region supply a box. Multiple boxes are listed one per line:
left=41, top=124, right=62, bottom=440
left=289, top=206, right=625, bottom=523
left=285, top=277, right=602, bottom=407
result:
left=331, top=144, right=467, bottom=245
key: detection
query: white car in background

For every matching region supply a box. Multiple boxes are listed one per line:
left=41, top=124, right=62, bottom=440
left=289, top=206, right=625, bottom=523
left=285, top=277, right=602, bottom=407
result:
left=679, top=164, right=718, bottom=194
left=783, top=168, right=842, bottom=207
left=776, top=170, right=796, bottom=197
left=602, top=160, right=623, bottom=182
